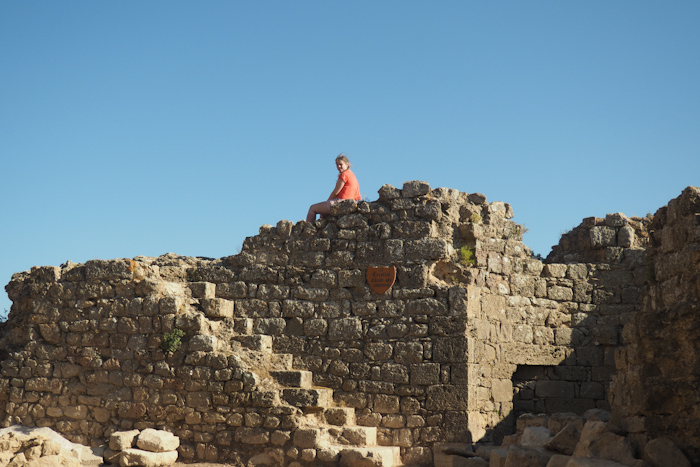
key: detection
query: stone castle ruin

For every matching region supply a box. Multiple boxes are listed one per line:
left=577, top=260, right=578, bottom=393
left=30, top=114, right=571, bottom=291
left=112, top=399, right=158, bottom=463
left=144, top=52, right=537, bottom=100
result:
left=1, top=181, right=698, bottom=466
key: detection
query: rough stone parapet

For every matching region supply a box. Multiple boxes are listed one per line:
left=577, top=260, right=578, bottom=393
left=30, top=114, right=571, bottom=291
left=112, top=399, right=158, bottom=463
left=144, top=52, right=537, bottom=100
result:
left=547, top=213, right=652, bottom=265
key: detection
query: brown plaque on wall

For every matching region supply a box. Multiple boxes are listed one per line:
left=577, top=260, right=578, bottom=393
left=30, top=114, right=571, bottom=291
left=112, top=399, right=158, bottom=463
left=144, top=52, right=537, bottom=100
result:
left=367, top=266, right=397, bottom=294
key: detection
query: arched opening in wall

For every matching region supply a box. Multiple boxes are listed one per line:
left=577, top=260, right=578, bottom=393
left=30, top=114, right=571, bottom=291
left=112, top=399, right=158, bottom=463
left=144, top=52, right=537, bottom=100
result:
left=512, top=365, right=606, bottom=420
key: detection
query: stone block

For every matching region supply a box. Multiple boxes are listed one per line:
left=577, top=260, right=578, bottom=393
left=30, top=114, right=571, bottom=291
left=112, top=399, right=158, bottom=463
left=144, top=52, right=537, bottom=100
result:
left=257, top=284, right=291, bottom=300
left=415, top=199, right=442, bottom=221
left=580, top=382, right=605, bottom=400
left=397, top=264, right=428, bottom=288
left=548, top=286, right=573, bottom=301
left=405, top=238, right=450, bottom=260
left=185, top=392, right=211, bottom=409
left=136, top=429, right=180, bottom=452
left=374, top=394, right=400, bottom=414
left=329, top=318, right=363, bottom=341
left=394, top=342, right=423, bottom=364
left=103, top=448, right=122, bottom=465
left=238, top=334, right=272, bottom=352
left=543, top=264, right=567, bottom=278
left=282, top=388, right=332, bottom=408
left=402, top=180, right=431, bottom=198
left=364, top=343, right=393, bottom=361
left=325, top=407, right=356, bottom=426
left=110, top=430, right=140, bottom=451
left=385, top=239, right=405, bottom=261
left=64, top=405, right=88, bottom=420
left=240, top=264, right=279, bottom=282
left=188, top=334, right=216, bottom=352
left=378, top=184, right=401, bottom=200
left=405, top=298, right=446, bottom=315
left=548, top=398, right=596, bottom=415
left=492, top=379, right=512, bottom=403
left=426, top=385, right=468, bottom=411
left=573, top=421, right=636, bottom=465
left=85, top=259, right=133, bottom=281
left=200, top=298, right=234, bottom=319
left=520, top=426, right=552, bottom=448
left=342, top=426, right=377, bottom=446
left=216, top=281, right=248, bottom=299
left=433, top=337, right=468, bottom=362
left=271, top=370, right=312, bottom=388
left=643, top=437, right=691, bottom=467
left=359, top=380, right=394, bottom=394
left=499, top=445, right=551, bottom=467
left=293, top=286, right=329, bottom=301
left=339, top=446, right=401, bottom=467
left=605, top=212, right=628, bottom=227
left=489, top=447, right=509, bottom=467
left=352, top=301, right=377, bottom=317
left=188, top=282, right=215, bottom=299
left=535, top=381, right=574, bottom=398
left=547, top=413, right=582, bottom=434
left=235, top=427, right=269, bottom=445
left=545, top=422, right=581, bottom=456
left=590, top=226, right=617, bottom=248
left=293, top=428, right=324, bottom=449
left=120, top=448, right=178, bottom=467
left=380, top=363, right=409, bottom=384
left=253, top=318, right=286, bottom=335
left=356, top=241, right=384, bottom=263
left=338, top=269, right=364, bottom=287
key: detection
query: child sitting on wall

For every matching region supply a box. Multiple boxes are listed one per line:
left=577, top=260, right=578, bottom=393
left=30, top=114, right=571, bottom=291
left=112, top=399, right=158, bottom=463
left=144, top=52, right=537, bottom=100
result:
left=306, top=153, right=361, bottom=223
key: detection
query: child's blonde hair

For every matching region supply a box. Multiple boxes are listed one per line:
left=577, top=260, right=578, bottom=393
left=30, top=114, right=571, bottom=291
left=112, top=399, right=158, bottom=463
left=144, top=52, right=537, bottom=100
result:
left=336, top=153, right=351, bottom=167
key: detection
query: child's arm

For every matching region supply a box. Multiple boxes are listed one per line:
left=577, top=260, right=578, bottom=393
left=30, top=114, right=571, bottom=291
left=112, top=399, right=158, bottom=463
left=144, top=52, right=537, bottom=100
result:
left=328, top=178, right=346, bottom=200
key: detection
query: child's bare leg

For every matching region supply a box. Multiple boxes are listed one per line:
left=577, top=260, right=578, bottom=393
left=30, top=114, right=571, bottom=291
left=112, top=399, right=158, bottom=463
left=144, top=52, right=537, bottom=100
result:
left=306, top=201, right=331, bottom=222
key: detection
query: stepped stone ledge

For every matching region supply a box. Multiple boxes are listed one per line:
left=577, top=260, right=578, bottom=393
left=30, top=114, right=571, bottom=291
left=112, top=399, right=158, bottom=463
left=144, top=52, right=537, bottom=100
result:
left=1, top=182, right=699, bottom=466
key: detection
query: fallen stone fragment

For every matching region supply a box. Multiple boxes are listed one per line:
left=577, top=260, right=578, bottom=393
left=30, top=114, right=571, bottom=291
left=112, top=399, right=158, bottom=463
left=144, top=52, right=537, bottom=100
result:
left=520, top=426, right=552, bottom=448
left=135, top=429, right=180, bottom=453
left=572, top=421, right=636, bottom=466
left=103, top=448, right=122, bottom=465
left=489, top=447, right=509, bottom=467
left=643, top=437, right=691, bottom=467
left=545, top=422, right=582, bottom=455
left=110, top=430, right=140, bottom=451
left=503, top=445, right=551, bottom=467
left=547, top=413, right=581, bottom=434
left=119, top=448, right=178, bottom=467
left=0, top=426, right=103, bottom=466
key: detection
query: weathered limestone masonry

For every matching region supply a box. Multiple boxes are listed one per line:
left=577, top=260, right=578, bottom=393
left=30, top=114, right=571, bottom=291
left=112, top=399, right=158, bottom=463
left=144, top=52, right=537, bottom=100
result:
left=609, top=186, right=700, bottom=464
left=0, top=181, right=691, bottom=466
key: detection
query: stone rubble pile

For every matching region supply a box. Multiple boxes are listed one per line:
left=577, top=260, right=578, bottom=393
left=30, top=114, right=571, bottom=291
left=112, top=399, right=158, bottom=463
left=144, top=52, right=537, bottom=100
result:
left=435, top=410, right=691, bottom=467
left=0, top=425, right=102, bottom=467
left=104, top=428, right=179, bottom=467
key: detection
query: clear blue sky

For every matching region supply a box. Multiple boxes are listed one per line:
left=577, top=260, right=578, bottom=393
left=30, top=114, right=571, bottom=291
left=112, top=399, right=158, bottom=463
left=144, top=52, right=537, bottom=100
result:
left=2, top=1, right=698, bottom=315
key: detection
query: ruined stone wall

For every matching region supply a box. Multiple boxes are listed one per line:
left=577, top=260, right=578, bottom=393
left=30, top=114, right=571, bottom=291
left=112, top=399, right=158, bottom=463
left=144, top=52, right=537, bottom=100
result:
left=609, top=186, right=700, bottom=464
left=0, top=181, right=667, bottom=465
left=465, top=208, right=650, bottom=444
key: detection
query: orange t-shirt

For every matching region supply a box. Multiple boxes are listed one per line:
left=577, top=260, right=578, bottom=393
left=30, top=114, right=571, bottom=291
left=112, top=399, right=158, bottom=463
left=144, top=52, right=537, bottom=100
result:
left=337, top=169, right=361, bottom=201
